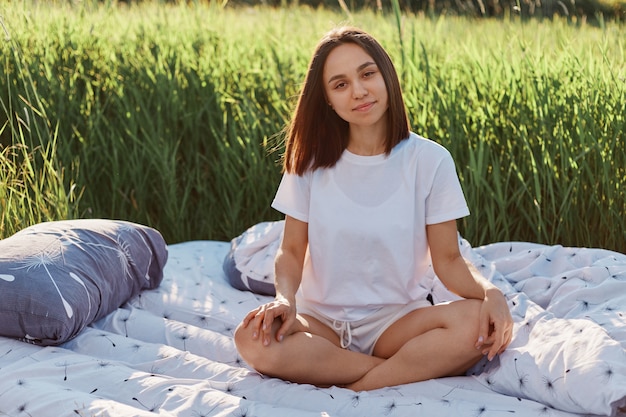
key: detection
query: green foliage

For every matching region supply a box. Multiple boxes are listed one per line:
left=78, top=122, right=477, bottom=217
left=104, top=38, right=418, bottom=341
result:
left=1, top=3, right=625, bottom=254
left=393, top=18, right=626, bottom=250
left=0, top=15, right=81, bottom=237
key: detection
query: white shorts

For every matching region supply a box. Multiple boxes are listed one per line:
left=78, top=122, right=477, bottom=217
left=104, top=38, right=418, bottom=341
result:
left=297, top=298, right=432, bottom=355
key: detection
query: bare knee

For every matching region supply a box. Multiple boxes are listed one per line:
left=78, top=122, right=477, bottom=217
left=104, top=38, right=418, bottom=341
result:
left=234, top=322, right=260, bottom=368
left=430, top=300, right=484, bottom=375
left=459, top=298, right=482, bottom=324
left=443, top=299, right=483, bottom=352
left=458, top=300, right=486, bottom=358
left=457, top=299, right=482, bottom=340
left=234, top=321, right=282, bottom=376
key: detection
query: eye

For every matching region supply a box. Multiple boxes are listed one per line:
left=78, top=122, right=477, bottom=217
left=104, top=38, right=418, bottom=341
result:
left=362, top=69, right=377, bottom=78
left=333, top=81, right=347, bottom=90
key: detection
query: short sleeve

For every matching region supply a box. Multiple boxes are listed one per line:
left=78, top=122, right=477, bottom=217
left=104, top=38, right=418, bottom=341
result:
left=424, top=153, right=470, bottom=225
left=271, top=172, right=311, bottom=223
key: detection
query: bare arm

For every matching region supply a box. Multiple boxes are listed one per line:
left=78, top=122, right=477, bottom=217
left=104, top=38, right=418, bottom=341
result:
left=427, top=220, right=496, bottom=298
left=241, top=215, right=308, bottom=345
left=427, top=220, right=513, bottom=360
left=274, top=215, right=308, bottom=305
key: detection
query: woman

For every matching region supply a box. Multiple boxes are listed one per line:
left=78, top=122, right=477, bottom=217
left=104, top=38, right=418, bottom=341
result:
left=234, top=26, right=513, bottom=391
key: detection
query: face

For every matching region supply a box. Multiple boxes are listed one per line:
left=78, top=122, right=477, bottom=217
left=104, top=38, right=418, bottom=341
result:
left=323, top=42, right=389, bottom=131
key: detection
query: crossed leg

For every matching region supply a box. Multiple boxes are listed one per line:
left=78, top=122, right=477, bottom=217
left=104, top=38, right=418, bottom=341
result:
left=234, top=312, right=384, bottom=386
left=234, top=299, right=486, bottom=390
left=347, top=299, right=485, bottom=390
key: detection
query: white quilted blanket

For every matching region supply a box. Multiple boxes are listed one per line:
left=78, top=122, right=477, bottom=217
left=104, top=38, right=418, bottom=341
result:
left=0, top=238, right=624, bottom=417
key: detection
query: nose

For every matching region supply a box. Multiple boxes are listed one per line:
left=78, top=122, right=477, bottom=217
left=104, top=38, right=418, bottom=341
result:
left=352, top=80, right=368, bottom=99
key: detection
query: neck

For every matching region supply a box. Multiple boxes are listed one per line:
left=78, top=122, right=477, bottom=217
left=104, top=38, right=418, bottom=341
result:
left=347, top=124, right=386, bottom=156
left=346, top=141, right=386, bottom=156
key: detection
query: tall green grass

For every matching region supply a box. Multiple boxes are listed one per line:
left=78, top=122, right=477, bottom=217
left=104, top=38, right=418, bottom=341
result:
left=393, top=18, right=626, bottom=249
left=0, top=14, right=80, bottom=237
left=1, top=3, right=625, bottom=253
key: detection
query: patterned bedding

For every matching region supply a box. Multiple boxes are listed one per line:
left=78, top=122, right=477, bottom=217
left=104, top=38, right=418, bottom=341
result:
left=0, top=238, right=624, bottom=417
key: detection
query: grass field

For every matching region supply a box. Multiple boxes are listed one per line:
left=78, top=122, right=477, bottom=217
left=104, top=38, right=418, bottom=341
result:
left=1, top=2, right=625, bottom=253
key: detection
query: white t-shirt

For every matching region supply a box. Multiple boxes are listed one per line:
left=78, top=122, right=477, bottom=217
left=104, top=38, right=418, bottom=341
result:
left=271, top=132, right=470, bottom=322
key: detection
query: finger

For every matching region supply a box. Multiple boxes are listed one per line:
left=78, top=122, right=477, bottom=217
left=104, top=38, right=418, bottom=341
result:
left=485, top=322, right=513, bottom=357
left=487, top=344, right=500, bottom=361
left=262, top=306, right=278, bottom=332
left=276, top=314, right=295, bottom=342
left=499, top=327, right=513, bottom=354
left=260, top=309, right=279, bottom=346
left=249, top=308, right=269, bottom=339
left=242, top=307, right=261, bottom=327
left=487, top=322, right=507, bottom=360
left=475, top=311, right=490, bottom=349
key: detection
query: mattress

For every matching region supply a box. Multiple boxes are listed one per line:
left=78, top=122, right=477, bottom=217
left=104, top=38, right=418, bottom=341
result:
left=0, top=238, right=625, bottom=417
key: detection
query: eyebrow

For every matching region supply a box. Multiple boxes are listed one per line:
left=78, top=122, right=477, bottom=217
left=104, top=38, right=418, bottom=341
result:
left=327, top=61, right=377, bottom=84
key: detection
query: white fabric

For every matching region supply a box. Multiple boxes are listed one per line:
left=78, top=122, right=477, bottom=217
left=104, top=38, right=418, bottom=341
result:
left=0, top=239, right=625, bottom=416
left=332, top=319, right=353, bottom=349
left=301, top=297, right=432, bottom=354
left=232, top=220, right=283, bottom=285
left=271, top=133, right=470, bottom=321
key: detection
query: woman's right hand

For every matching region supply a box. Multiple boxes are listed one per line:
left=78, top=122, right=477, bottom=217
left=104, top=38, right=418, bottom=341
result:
left=241, top=295, right=297, bottom=346
left=243, top=215, right=308, bottom=347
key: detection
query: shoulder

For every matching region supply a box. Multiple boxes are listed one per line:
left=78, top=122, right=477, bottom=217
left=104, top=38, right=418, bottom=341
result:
left=396, top=132, right=453, bottom=161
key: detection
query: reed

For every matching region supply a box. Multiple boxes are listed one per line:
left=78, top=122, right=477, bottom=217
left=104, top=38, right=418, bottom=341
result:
left=0, top=14, right=80, bottom=237
left=1, top=2, right=624, bottom=253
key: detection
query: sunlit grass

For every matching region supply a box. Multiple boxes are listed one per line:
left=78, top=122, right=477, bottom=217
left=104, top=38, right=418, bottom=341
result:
left=1, top=2, right=624, bottom=252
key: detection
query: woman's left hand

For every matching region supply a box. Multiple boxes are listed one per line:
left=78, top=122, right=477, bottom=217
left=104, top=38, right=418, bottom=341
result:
left=476, top=288, right=513, bottom=361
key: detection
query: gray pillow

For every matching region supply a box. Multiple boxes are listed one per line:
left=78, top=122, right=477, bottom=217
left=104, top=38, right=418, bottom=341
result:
left=0, top=219, right=168, bottom=346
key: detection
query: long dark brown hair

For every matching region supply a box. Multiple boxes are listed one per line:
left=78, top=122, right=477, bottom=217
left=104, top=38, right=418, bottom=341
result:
left=283, top=26, right=410, bottom=175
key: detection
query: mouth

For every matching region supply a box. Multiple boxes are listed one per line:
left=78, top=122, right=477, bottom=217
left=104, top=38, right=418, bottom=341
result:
left=353, top=101, right=376, bottom=112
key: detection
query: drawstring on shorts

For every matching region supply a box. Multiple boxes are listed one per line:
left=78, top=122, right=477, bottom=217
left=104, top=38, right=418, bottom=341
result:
left=332, top=320, right=353, bottom=349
